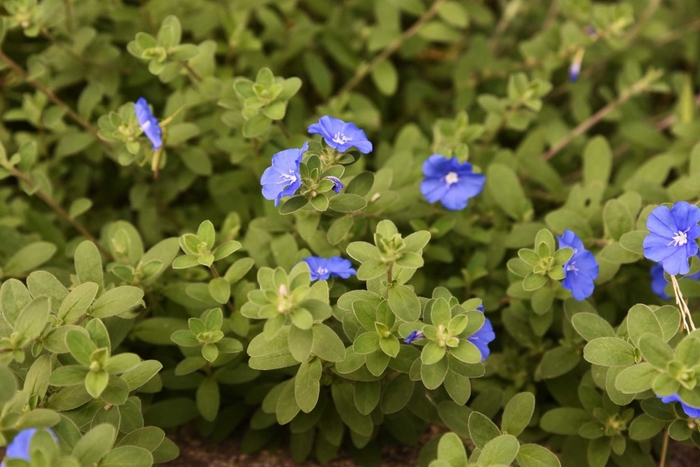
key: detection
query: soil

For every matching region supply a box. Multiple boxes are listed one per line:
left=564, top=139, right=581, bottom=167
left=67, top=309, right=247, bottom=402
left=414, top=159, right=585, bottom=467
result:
left=166, top=426, right=700, bottom=467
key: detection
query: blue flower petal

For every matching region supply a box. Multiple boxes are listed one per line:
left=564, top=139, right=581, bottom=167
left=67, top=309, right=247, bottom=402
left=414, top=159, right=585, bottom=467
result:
left=467, top=317, right=495, bottom=361
left=261, top=143, right=307, bottom=207
left=643, top=202, right=700, bottom=275
left=308, top=116, right=372, bottom=154
left=557, top=230, right=598, bottom=301
left=134, top=98, right=163, bottom=150
left=420, top=155, right=485, bottom=211
left=302, top=256, right=356, bottom=281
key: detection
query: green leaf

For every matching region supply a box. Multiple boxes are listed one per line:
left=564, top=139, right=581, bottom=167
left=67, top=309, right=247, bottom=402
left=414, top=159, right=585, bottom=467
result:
left=571, top=313, right=615, bottom=341
left=388, top=285, right=421, bottom=321
left=14, top=297, right=49, bottom=340
left=295, top=359, right=322, bottom=413
left=196, top=378, right=220, bottom=421
left=583, top=136, right=612, bottom=186
left=331, top=383, right=373, bottom=436
left=371, top=60, right=398, bottom=96
left=468, top=411, right=501, bottom=449
left=58, top=283, right=99, bottom=323
left=279, top=195, right=309, bottom=214
left=242, top=114, right=271, bottom=137
left=329, top=194, right=367, bottom=212
left=0, top=366, right=17, bottom=402
left=380, top=373, right=414, bottom=414
left=353, top=380, right=380, bottom=415
left=421, top=356, right=449, bottom=390
left=627, top=304, right=663, bottom=346
left=675, top=335, right=700, bottom=367
left=85, top=370, right=109, bottom=398
left=583, top=337, right=636, bottom=367
left=311, top=323, right=346, bottom=362
left=501, top=392, right=535, bottom=436
left=450, top=340, right=482, bottom=364
left=479, top=434, right=519, bottom=466
left=4, top=241, right=57, bottom=276
left=208, top=278, right=231, bottom=304
left=516, top=444, right=562, bottom=467
left=436, top=432, right=468, bottom=467
left=486, top=164, right=531, bottom=221
left=72, top=424, right=116, bottom=466
left=628, top=414, right=665, bottom=441
left=69, top=198, right=93, bottom=218
left=91, top=286, right=144, bottom=318
left=540, top=408, right=591, bottom=434
left=638, top=334, right=674, bottom=369
left=98, top=446, right=153, bottom=467
left=614, top=363, right=658, bottom=394
left=74, top=241, right=104, bottom=289
left=603, top=199, right=633, bottom=241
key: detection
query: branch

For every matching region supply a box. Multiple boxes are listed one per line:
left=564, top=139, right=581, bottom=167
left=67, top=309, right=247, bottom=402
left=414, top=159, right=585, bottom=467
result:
left=0, top=49, right=111, bottom=152
left=335, top=0, right=446, bottom=97
left=543, top=75, right=659, bottom=161
left=182, top=62, right=203, bottom=82
left=7, top=166, right=114, bottom=260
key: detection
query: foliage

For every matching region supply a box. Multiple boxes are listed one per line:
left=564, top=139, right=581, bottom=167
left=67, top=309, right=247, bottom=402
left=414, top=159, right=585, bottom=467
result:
left=1, top=0, right=700, bottom=466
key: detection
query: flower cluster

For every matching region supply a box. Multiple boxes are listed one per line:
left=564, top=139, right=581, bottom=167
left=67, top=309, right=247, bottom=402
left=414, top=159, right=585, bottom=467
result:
left=557, top=230, right=599, bottom=301
left=260, top=116, right=372, bottom=206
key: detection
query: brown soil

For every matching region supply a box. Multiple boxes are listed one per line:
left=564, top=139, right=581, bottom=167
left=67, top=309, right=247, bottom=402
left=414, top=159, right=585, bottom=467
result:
left=165, top=427, right=700, bottom=467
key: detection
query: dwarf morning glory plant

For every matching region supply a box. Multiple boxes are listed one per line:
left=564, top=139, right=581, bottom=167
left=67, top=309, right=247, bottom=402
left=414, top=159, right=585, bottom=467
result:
left=420, top=155, right=486, bottom=211
left=302, top=256, right=356, bottom=281
left=261, top=142, right=308, bottom=206
left=308, top=116, right=373, bottom=154
left=643, top=201, right=700, bottom=276
left=558, top=230, right=599, bottom=301
left=134, top=97, right=163, bottom=150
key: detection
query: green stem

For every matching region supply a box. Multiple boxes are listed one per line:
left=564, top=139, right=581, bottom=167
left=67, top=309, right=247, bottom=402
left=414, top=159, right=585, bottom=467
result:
left=385, top=262, right=394, bottom=299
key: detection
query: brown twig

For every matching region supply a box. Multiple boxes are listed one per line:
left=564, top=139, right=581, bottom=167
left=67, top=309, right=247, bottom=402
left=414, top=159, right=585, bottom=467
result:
left=7, top=167, right=113, bottom=259
left=0, top=49, right=111, bottom=152
left=335, top=0, right=446, bottom=97
left=543, top=74, right=659, bottom=161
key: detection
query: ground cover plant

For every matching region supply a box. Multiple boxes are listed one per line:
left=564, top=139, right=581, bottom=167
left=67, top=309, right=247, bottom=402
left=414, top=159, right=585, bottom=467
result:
left=1, top=0, right=700, bottom=466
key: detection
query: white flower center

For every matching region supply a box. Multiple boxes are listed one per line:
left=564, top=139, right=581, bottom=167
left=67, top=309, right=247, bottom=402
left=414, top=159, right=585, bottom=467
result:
left=317, top=267, right=329, bottom=276
left=332, top=132, right=352, bottom=145
left=141, top=120, right=151, bottom=130
left=669, top=229, right=690, bottom=247
left=279, top=170, right=297, bottom=185
left=566, top=261, right=578, bottom=273
left=445, top=172, right=459, bottom=185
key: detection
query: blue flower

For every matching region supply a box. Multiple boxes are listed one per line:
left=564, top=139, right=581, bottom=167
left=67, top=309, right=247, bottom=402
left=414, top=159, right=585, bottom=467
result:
left=651, top=257, right=700, bottom=300
left=467, top=317, right=495, bottom=361
left=134, top=97, right=163, bottom=150
left=420, top=155, right=486, bottom=211
left=2, top=428, right=58, bottom=466
left=658, top=394, right=700, bottom=419
left=261, top=143, right=308, bottom=207
left=404, top=330, right=425, bottom=344
left=643, top=202, right=700, bottom=276
left=557, top=230, right=599, bottom=301
left=324, top=176, right=344, bottom=194
left=302, top=256, right=356, bottom=281
left=308, top=116, right=372, bottom=154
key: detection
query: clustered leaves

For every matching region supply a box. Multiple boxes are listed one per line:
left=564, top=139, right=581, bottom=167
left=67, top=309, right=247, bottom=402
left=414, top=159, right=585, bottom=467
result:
left=2, top=0, right=700, bottom=466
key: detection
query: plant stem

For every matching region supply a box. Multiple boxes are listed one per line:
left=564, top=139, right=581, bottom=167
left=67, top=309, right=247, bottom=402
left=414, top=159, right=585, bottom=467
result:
left=543, top=75, right=658, bottom=161
left=0, top=49, right=111, bottom=152
left=335, top=0, right=446, bottom=97
left=670, top=275, right=696, bottom=332
left=182, top=62, right=203, bottom=82
left=385, top=262, right=394, bottom=299
left=6, top=166, right=113, bottom=259
left=659, top=429, right=669, bottom=467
